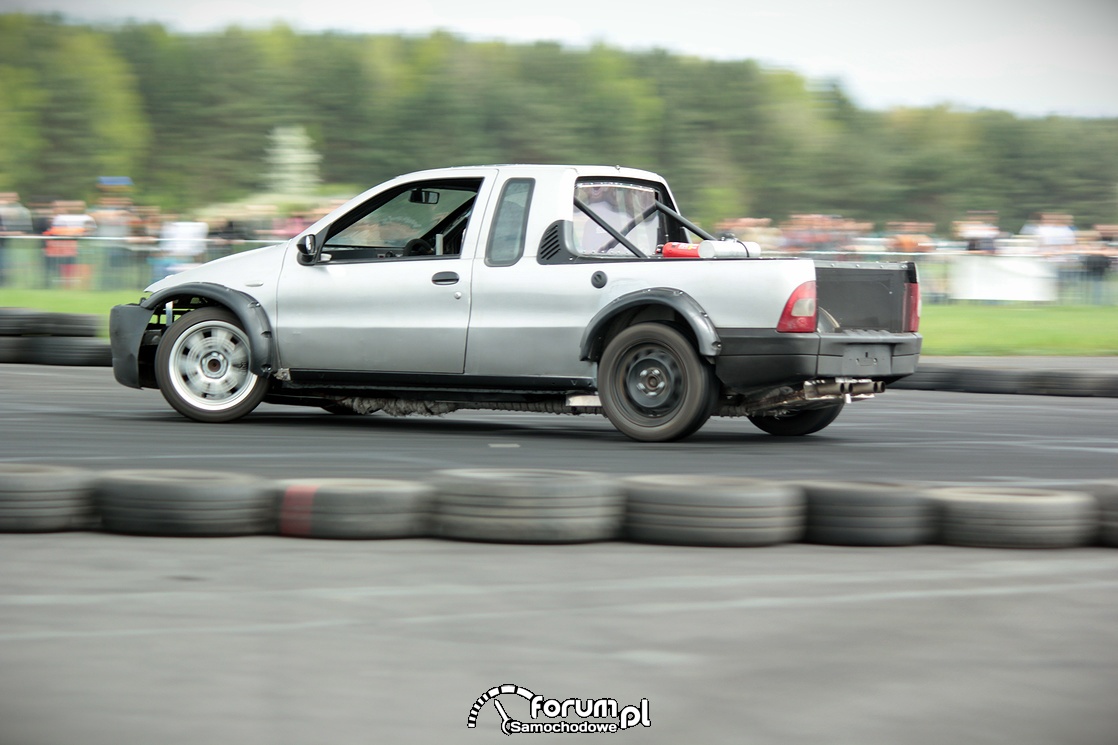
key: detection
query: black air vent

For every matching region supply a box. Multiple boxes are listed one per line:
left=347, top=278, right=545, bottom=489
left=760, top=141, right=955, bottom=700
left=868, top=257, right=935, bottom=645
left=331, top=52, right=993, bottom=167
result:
left=538, top=221, right=562, bottom=262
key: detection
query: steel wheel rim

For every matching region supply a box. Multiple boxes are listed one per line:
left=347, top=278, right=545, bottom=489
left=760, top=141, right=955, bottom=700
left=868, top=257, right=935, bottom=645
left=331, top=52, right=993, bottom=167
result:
left=618, top=343, right=683, bottom=419
left=167, top=320, right=257, bottom=411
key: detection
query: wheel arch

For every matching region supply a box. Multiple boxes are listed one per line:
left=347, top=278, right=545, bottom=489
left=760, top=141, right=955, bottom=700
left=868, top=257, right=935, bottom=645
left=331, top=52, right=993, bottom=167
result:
left=579, top=288, right=721, bottom=363
left=142, top=282, right=276, bottom=377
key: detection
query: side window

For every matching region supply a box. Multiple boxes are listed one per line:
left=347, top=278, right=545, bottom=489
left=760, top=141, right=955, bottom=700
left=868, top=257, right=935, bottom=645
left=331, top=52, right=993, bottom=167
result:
left=573, top=181, right=664, bottom=256
left=323, top=179, right=480, bottom=261
left=486, top=179, right=534, bottom=267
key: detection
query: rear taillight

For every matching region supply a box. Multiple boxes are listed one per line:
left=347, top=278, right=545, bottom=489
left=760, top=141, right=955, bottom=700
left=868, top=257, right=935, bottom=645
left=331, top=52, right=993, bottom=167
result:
left=904, top=282, right=921, bottom=332
left=776, top=281, right=817, bottom=333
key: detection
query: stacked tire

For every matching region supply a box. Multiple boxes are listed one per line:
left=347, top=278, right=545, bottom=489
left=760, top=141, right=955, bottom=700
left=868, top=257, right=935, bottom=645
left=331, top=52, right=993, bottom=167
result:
left=0, top=308, right=39, bottom=363
left=1083, top=481, right=1118, bottom=547
left=432, top=469, right=623, bottom=543
left=0, top=308, right=109, bottom=366
left=0, top=464, right=94, bottom=532
left=275, top=478, right=433, bottom=539
left=93, top=470, right=273, bottom=536
left=798, top=482, right=935, bottom=546
left=621, top=475, right=803, bottom=547
left=929, top=486, right=1097, bottom=549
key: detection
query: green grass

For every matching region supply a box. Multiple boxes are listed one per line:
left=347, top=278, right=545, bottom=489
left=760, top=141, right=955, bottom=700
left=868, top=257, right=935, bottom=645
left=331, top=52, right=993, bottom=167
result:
left=2, top=290, right=1116, bottom=356
left=919, top=303, right=1118, bottom=356
left=1, top=289, right=145, bottom=317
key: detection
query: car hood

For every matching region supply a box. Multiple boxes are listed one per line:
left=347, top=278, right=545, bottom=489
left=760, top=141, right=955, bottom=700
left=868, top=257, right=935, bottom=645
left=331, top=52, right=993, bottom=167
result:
left=146, top=242, right=288, bottom=295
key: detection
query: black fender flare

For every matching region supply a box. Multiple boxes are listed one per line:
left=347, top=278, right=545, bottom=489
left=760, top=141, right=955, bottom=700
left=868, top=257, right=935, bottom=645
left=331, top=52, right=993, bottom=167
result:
left=109, top=283, right=277, bottom=389
left=579, top=287, right=721, bottom=362
left=143, top=283, right=276, bottom=376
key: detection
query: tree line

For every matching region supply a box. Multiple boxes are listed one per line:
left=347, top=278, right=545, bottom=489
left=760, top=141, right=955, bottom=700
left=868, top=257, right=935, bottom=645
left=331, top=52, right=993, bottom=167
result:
left=1, top=14, right=1117, bottom=233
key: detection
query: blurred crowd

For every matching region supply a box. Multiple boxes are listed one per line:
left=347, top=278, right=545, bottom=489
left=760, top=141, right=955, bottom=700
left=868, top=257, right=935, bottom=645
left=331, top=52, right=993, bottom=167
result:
left=1, top=187, right=1114, bottom=304
left=0, top=188, right=339, bottom=290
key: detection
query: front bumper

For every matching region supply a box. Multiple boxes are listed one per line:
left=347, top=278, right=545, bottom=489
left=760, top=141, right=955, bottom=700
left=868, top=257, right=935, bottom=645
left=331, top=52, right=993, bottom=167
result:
left=713, top=329, right=922, bottom=392
left=109, top=303, right=156, bottom=389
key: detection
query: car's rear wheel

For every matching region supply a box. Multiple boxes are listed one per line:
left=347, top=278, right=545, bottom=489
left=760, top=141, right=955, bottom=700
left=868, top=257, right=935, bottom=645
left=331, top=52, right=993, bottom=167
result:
left=598, top=322, right=717, bottom=442
left=748, top=402, right=844, bottom=436
left=155, top=307, right=267, bottom=422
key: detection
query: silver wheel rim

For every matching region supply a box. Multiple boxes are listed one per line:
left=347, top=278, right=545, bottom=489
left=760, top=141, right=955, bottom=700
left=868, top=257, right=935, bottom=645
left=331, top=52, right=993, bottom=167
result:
left=167, top=320, right=257, bottom=412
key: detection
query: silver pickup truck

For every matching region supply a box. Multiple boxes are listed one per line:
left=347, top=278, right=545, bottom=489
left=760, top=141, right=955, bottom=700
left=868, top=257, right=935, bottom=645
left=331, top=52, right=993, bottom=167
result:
left=110, top=165, right=921, bottom=441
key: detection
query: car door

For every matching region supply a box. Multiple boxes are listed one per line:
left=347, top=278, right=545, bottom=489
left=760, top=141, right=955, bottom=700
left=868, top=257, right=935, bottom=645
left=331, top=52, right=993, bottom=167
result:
left=275, top=173, right=495, bottom=374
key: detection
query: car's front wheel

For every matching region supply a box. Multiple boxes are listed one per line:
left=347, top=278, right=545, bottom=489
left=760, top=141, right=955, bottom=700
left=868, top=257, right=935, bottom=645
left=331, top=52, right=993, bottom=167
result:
left=154, top=307, right=268, bottom=423
left=598, top=323, right=717, bottom=442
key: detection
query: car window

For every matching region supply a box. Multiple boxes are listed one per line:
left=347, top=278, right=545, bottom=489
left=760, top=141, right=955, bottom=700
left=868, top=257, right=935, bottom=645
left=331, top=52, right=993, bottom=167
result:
left=486, top=179, right=534, bottom=267
left=573, top=181, right=664, bottom=257
left=324, top=180, right=480, bottom=261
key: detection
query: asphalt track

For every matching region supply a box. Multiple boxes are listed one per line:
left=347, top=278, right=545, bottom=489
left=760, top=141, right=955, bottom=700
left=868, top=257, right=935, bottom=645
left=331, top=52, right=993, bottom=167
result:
left=1, top=365, right=1117, bottom=744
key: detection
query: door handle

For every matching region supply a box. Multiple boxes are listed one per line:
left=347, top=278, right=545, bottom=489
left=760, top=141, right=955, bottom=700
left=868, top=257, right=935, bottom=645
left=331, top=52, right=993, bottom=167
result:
left=432, top=271, right=459, bottom=285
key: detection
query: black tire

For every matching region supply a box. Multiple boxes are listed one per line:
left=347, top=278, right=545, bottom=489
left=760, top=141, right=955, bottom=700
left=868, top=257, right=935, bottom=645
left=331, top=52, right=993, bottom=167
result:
left=621, top=475, right=803, bottom=547
left=275, top=478, right=434, bottom=539
left=29, top=312, right=101, bottom=337
left=1021, top=371, right=1118, bottom=398
left=26, top=336, right=112, bottom=366
left=154, top=307, right=268, bottom=423
left=598, top=323, right=717, bottom=442
left=930, top=486, right=1097, bottom=549
left=0, top=336, right=29, bottom=364
left=888, top=365, right=964, bottom=392
left=954, top=369, right=1027, bottom=395
left=94, top=470, right=273, bottom=536
left=0, top=464, right=95, bottom=532
left=748, top=403, right=844, bottom=437
left=431, top=468, right=623, bottom=543
left=0, top=308, right=43, bottom=336
left=797, top=481, right=934, bottom=546
left=1082, top=481, right=1118, bottom=547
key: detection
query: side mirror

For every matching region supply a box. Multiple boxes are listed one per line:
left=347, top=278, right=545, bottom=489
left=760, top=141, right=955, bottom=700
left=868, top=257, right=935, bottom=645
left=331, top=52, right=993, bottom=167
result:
left=297, top=233, right=320, bottom=264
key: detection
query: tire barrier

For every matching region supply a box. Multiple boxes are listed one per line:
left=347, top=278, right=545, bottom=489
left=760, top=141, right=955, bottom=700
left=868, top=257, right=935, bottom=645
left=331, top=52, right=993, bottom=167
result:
left=93, top=470, right=274, bottom=537
left=431, top=468, right=624, bottom=544
left=620, top=475, right=803, bottom=547
left=0, top=464, right=94, bottom=532
left=3, top=465, right=1117, bottom=548
left=275, top=478, right=434, bottom=539
left=1083, top=481, right=1118, bottom=548
left=930, top=487, right=1097, bottom=549
left=892, top=363, right=1118, bottom=398
left=0, top=308, right=110, bottom=366
left=798, top=482, right=935, bottom=546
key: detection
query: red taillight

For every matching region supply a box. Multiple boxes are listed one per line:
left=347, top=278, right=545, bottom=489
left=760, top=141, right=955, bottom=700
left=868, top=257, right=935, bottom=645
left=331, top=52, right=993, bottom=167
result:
left=776, top=281, right=817, bottom=333
left=904, top=282, right=921, bottom=332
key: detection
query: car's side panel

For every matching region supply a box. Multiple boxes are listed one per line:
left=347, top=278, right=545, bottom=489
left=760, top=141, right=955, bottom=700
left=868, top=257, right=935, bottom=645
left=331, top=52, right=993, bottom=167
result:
left=273, top=171, right=498, bottom=374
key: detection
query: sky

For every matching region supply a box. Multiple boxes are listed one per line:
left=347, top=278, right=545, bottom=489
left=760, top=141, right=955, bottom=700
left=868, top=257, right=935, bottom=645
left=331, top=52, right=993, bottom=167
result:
left=5, top=0, right=1118, bottom=117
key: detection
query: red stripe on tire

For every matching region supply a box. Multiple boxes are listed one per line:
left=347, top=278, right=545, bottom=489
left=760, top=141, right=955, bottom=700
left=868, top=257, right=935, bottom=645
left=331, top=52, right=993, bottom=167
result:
left=280, top=484, right=319, bottom=536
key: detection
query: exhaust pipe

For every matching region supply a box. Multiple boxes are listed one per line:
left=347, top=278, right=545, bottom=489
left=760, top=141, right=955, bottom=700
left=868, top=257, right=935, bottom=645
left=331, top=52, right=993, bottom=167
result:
left=805, top=378, right=884, bottom=399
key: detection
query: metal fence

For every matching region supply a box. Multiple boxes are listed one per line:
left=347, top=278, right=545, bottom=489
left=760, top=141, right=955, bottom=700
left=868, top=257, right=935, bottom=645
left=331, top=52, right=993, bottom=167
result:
left=0, top=235, right=1113, bottom=305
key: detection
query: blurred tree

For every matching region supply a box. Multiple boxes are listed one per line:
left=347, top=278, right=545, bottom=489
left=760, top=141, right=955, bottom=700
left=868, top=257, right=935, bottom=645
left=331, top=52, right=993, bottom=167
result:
left=0, top=16, right=1114, bottom=231
left=264, top=125, right=321, bottom=196
left=0, top=16, right=148, bottom=203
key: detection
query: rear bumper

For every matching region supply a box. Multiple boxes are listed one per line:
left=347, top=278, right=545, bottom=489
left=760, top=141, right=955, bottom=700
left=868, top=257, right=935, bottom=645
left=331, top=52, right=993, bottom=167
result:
left=714, top=329, right=922, bottom=391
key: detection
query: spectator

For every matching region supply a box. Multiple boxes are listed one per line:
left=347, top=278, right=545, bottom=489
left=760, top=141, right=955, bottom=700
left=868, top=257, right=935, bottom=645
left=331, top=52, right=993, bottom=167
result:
left=1081, top=250, right=1112, bottom=305
left=0, top=192, right=33, bottom=287
left=43, top=201, right=96, bottom=288
left=90, top=196, right=135, bottom=290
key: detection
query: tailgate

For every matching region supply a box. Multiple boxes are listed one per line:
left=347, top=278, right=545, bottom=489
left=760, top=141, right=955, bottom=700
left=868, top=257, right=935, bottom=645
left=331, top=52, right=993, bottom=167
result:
left=815, top=261, right=917, bottom=332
